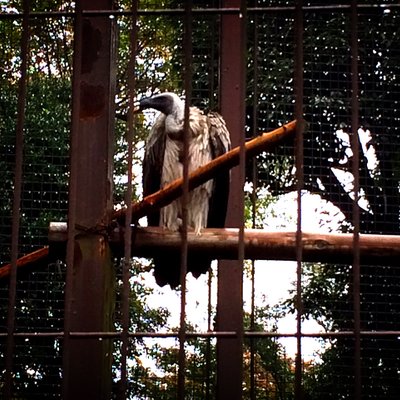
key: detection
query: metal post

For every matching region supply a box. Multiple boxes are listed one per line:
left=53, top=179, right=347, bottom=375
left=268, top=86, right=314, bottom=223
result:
left=350, top=1, right=361, bottom=398
left=177, top=2, right=194, bottom=399
left=294, top=1, right=305, bottom=399
left=3, top=1, right=30, bottom=398
left=62, top=1, right=116, bottom=398
left=119, top=1, right=139, bottom=399
left=216, top=1, right=246, bottom=399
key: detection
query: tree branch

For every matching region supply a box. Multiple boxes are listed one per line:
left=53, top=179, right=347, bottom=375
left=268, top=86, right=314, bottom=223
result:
left=0, top=247, right=49, bottom=279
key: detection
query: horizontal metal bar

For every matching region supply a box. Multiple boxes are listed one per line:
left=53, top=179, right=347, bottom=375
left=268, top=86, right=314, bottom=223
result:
left=0, top=4, right=399, bottom=20
left=1, top=332, right=65, bottom=338
left=246, top=331, right=400, bottom=338
left=69, top=331, right=237, bottom=338
left=1, top=330, right=400, bottom=339
left=80, top=4, right=400, bottom=15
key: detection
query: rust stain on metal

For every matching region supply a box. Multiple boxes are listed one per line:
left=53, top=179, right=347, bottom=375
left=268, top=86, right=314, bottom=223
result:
left=80, top=81, right=105, bottom=119
left=73, top=240, right=83, bottom=270
left=81, top=19, right=102, bottom=74
left=99, top=235, right=106, bottom=257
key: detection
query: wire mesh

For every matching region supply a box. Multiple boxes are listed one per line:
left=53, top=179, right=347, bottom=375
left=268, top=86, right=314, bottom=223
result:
left=0, top=1, right=400, bottom=399
left=0, top=263, right=65, bottom=398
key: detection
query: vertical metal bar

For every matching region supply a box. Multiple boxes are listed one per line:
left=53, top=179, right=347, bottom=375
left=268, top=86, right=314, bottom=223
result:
left=294, top=0, right=304, bottom=399
left=250, top=5, right=259, bottom=398
left=249, top=192, right=257, bottom=399
left=217, top=1, right=246, bottom=399
left=3, top=1, right=30, bottom=398
left=250, top=260, right=256, bottom=399
left=62, top=4, right=82, bottom=398
left=177, top=1, right=193, bottom=399
left=206, top=270, right=213, bottom=400
left=62, top=1, right=116, bottom=398
left=206, top=10, right=218, bottom=395
left=208, top=7, right=217, bottom=111
left=120, top=1, right=139, bottom=398
left=350, top=1, right=361, bottom=399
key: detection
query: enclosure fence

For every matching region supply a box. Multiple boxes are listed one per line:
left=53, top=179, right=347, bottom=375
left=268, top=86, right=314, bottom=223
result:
left=1, top=1, right=400, bottom=399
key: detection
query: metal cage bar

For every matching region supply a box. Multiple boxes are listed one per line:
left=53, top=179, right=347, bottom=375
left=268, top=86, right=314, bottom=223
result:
left=3, top=1, right=30, bottom=397
left=120, top=0, right=139, bottom=397
left=177, top=1, right=194, bottom=398
left=62, top=1, right=117, bottom=397
left=350, top=1, right=361, bottom=398
left=216, top=1, right=247, bottom=398
left=2, top=4, right=400, bottom=20
left=294, top=0, right=305, bottom=397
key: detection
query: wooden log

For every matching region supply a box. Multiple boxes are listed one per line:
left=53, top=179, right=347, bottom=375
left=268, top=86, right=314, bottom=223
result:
left=3, top=223, right=399, bottom=281
left=2, top=225, right=399, bottom=281
left=47, top=224, right=400, bottom=266
left=125, top=227, right=400, bottom=265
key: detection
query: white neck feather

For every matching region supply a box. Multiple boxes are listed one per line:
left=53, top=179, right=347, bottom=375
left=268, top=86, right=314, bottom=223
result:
left=165, top=97, right=185, bottom=137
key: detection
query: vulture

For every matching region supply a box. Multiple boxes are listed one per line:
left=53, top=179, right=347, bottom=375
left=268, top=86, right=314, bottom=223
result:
left=137, top=92, right=231, bottom=288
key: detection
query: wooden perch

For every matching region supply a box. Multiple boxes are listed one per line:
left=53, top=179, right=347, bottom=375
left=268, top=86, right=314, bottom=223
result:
left=46, top=225, right=400, bottom=266
left=113, top=119, right=298, bottom=222
left=0, top=246, right=49, bottom=279
left=4, top=221, right=400, bottom=281
left=127, top=228, right=400, bottom=265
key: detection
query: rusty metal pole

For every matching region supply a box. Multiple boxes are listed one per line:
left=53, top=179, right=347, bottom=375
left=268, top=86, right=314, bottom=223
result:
left=350, top=1, right=361, bottom=398
left=62, top=1, right=116, bottom=399
left=3, top=1, right=30, bottom=398
left=294, top=1, right=305, bottom=399
left=216, top=1, right=246, bottom=399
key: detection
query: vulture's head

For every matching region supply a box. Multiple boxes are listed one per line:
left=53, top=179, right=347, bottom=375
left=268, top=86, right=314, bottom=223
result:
left=135, top=92, right=185, bottom=137
left=135, top=92, right=184, bottom=116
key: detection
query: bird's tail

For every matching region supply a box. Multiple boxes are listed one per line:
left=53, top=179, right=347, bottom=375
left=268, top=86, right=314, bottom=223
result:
left=153, top=253, right=212, bottom=288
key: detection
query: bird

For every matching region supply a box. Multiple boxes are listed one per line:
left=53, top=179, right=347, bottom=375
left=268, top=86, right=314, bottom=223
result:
left=136, top=92, right=231, bottom=288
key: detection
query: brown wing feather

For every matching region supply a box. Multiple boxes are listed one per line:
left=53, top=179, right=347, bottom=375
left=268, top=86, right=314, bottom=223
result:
left=186, top=111, right=231, bottom=282
left=206, top=111, right=231, bottom=228
left=143, top=115, right=166, bottom=226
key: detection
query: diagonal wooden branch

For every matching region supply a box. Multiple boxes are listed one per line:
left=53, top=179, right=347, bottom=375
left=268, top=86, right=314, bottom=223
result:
left=113, top=119, right=298, bottom=222
left=0, top=120, right=298, bottom=279
left=0, top=246, right=49, bottom=279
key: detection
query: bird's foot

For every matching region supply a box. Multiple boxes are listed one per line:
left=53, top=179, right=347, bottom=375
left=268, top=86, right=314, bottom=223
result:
left=164, top=221, right=180, bottom=232
left=177, top=224, right=202, bottom=236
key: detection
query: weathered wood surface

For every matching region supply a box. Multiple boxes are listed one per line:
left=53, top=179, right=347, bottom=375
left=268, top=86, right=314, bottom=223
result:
left=2, top=226, right=400, bottom=280
left=126, top=227, right=400, bottom=265
left=47, top=224, right=400, bottom=265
